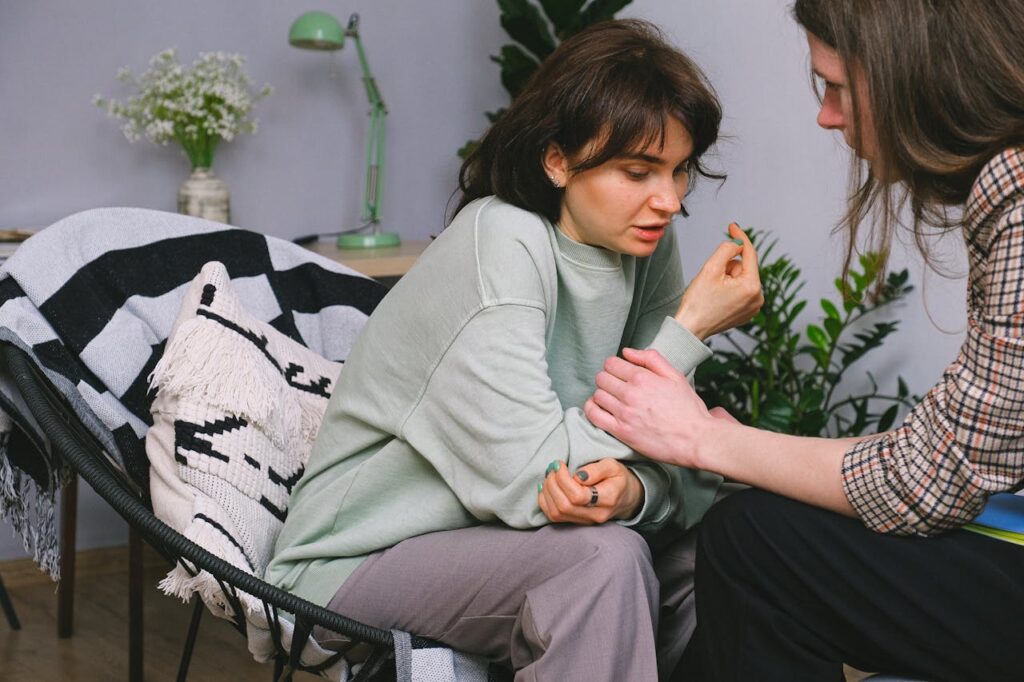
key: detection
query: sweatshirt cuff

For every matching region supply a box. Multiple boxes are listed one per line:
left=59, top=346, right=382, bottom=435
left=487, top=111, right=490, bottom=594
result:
left=618, top=464, right=671, bottom=529
left=648, top=316, right=712, bottom=376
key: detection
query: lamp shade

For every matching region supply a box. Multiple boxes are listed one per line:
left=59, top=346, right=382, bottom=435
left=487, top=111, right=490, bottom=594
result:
left=289, top=11, right=345, bottom=51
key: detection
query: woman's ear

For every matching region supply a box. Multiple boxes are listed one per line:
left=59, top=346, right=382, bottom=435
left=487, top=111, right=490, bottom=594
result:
left=542, top=142, right=569, bottom=188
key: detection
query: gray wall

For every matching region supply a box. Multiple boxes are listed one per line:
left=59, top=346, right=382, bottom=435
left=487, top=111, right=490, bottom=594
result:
left=0, top=1, right=967, bottom=560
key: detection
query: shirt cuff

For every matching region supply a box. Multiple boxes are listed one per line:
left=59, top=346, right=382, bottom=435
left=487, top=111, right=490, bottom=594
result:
left=648, top=316, right=712, bottom=376
left=840, top=434, right=909, bottom=534
left=617, top=464, right=671, bottom=528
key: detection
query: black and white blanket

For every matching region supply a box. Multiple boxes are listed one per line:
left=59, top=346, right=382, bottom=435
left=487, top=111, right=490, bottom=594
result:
left=0, top=207, right=385, bottom=577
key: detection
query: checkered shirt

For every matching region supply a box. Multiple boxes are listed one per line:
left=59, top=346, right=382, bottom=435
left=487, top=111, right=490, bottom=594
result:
left=842, top=147, right=1024, bottom=535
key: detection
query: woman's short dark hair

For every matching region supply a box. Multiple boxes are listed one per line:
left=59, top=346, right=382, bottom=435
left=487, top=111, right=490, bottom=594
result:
left=793, top=0, right=1024, bottom=284
left=454, top=19, right=723, bottom=223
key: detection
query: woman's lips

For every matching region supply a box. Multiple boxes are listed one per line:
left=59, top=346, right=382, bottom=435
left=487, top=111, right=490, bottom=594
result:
left=632, top=225, right=667, bottom=241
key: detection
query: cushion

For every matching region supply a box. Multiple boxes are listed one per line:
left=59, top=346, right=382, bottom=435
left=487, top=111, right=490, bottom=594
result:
left=146, top=261, right=346, bottom=674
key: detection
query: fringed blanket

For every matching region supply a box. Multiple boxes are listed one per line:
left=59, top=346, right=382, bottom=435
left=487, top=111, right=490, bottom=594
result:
left=0, top=207, right=385, bottom=577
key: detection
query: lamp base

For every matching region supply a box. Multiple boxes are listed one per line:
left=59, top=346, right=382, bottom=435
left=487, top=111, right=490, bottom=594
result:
left=336, top=232, right=401, bottom=249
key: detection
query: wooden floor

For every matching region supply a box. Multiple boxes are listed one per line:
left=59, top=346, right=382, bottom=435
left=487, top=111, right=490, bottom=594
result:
left=0, top=544, right=317, bottom=681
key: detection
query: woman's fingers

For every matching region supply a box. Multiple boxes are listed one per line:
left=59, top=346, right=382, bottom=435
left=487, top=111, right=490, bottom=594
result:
left=726, top=224, right=764, bottom=299
left=620, top=347, right=683, bottom=380
left=594, top=368, right=628, bottom=397
left=574, top=457, right=625, bottom=486
left=705, top=238, right=745, bottom=274
left=538, top=460, right=621, bottom=524
left=729, top=222, right=759, bottom=271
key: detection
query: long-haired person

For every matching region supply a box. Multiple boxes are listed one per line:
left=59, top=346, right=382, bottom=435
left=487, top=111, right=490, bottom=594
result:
left=267, top=20, right=762, bottom=680
left=585, top=2, right=1024, bottom=679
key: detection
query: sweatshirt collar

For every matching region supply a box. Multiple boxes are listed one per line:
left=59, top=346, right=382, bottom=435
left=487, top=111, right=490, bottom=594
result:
left=551, top=221, right=623, bottom=270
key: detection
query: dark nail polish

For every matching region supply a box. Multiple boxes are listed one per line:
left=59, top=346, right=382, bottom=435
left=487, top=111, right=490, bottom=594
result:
left=576, top=470, right=589, bottom=482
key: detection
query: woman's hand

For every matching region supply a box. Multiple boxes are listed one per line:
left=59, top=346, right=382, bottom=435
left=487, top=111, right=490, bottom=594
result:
left=675, top=223, right=763, bottom=340
left=586, top=349, right=858, bottom=518
left=585, top=347, right=719, bottom=469
left=538, top=458, right=644, bottom=524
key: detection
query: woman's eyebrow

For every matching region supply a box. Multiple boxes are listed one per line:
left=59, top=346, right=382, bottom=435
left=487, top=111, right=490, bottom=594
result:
left=619, top=152, right=665, bottom=164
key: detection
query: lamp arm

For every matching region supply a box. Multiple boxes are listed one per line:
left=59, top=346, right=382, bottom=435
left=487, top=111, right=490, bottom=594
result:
left=362, top=105, right=386, bottom=224
left=347, top=26, right=387, bottom=114
left=344, top=13, right=387, bottom=228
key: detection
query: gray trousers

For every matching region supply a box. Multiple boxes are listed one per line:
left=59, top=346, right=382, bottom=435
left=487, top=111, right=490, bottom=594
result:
left=322, top=522, right=699, bottom=681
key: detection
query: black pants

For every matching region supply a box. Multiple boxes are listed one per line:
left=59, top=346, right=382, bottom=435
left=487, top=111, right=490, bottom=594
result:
left=683, top=489, right=1024, bottom=682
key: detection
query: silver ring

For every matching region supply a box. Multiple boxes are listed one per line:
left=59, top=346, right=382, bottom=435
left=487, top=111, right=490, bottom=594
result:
left=587, top=485, right=599, bottom=507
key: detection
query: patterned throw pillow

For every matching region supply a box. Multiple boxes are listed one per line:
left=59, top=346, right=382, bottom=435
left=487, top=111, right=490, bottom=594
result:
left=146, top=261, right=346, bottom=674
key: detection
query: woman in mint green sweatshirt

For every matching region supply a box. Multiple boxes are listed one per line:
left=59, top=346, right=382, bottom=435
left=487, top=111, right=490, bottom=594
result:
left=267, top=19, right=762, bottom=680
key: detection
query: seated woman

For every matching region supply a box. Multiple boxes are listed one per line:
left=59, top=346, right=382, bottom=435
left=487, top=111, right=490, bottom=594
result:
left=266, top=19, right=762, bottom=680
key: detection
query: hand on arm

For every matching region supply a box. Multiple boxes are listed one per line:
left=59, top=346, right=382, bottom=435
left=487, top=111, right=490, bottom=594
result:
left=675, top=223, right=764, bottom=340
left=584, top=347, right=856, bottom=517
left=538, top=458, right=644, bottom=524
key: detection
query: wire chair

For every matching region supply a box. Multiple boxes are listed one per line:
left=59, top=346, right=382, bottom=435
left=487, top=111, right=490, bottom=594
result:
left=1, top=342, right=402, bottom=681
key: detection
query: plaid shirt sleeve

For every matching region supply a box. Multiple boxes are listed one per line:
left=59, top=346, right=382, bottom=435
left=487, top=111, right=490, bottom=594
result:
left=841, top=148, right=1024, bottom=536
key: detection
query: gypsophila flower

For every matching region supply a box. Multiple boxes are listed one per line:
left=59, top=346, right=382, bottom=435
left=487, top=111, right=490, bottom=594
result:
left=95, top=49, right=272, bottom=169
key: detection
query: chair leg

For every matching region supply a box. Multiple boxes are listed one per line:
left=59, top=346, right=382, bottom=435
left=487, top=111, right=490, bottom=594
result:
left=0, top=572, right=20, bottom=629
left=272, top=656, right=284, bottom=682
left=176, top=597, right=204, bottom=682
left=129, top=526, right=144, bottom=682
left=57, top=474, right=77, bottom=638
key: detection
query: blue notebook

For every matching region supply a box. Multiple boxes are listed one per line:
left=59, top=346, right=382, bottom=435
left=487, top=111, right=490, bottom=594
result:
left=971, top=492, right=1024, bottom=533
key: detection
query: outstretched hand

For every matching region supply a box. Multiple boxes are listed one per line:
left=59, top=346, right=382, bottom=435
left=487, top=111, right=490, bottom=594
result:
left=538, top=458, right=644, bottom=524
left=584, top=348, right=732, bottom=468
left=675, top=223, right=763, bottom=340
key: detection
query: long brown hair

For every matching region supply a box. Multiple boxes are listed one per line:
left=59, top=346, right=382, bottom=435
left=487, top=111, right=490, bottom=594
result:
left=793, top=0, right=1024, bottom=286
left=454, top=19, right=723, bottom=224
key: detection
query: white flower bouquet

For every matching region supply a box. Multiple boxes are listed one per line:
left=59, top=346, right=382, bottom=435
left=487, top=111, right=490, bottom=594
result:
left=95, top=49, right=272, bottom=169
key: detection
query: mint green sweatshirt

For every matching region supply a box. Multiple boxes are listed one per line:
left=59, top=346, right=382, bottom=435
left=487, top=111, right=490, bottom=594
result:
left=266, top=197, right=723, bottom=606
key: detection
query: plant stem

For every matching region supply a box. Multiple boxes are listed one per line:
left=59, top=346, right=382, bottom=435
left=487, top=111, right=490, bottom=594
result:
left=826, top=392, right=916, bottom=414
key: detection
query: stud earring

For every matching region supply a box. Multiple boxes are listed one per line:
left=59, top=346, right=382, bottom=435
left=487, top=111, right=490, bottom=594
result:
left=549, top=174, right=561, bottom=188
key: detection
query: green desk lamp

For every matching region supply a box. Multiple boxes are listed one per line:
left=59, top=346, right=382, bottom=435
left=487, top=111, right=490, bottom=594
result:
left=289, top=11, right=400, bottom=249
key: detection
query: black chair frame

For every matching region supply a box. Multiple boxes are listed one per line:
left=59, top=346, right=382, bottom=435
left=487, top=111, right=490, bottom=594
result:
left=1, top=343, right=399, bottom=681
left=0, top=570, right=19, bottom=630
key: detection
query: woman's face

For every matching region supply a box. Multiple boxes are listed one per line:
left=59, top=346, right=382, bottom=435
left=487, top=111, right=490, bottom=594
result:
left=544, top=116, right=693, bottom=258
left=807, top=31, right=878, bottom=163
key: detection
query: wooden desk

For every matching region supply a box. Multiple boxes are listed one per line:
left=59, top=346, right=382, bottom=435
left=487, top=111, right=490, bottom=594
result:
left=306, top=239, right=431, bottom=279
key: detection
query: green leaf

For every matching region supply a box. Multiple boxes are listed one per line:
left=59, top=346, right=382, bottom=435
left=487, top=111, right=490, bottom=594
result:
left=758, top=392, right=795, bottom=432
left=806, top=324, right=828, bottom=351
left=539, top=0, right=587, bottom=32
left=491, top=45, right=540, bottom=98
left=457, top=139, right=479, bottom=160
left=820, top=298, right=840, bottom=320
left=562, top=0, right=633, bottom=37
left=786, top=300, right=807, bottom=325
left=796, top=409, right=828, bottom=436
left=497, top=0, right=558, bottom=61
left=797, top=386, right=825, bottom=411
left=850, top=399, right=869, bottom=435
left=823, top=316, right=842, bottom=341
left=897, top=377, right=909, bottom=399
left=877, top=404, right=900, bottom=432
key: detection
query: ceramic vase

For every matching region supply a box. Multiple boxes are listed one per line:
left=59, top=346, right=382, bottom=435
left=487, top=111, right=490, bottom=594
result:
left=178, top=167, right=230, bottom=224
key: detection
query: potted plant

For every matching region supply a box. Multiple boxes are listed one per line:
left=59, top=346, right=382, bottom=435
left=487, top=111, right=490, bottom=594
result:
left=95, top=49, right=272, bottom=224
left=694, top=231, right=919, bottom=437
left=460, top=0, right=634, bottom=158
